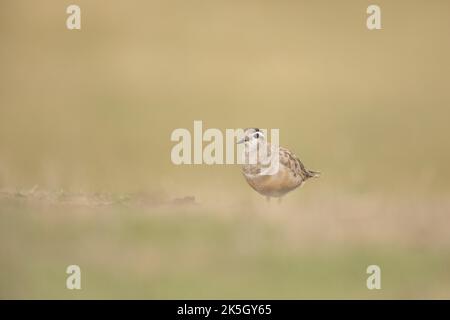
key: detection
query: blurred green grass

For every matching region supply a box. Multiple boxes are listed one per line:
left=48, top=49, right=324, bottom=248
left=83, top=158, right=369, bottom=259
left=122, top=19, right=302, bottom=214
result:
left=1, top=197, right=450, bottom=299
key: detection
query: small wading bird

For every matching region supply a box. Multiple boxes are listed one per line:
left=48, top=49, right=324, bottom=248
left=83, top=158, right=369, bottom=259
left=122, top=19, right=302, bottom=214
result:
left=237, top=128, right=320, bottom=202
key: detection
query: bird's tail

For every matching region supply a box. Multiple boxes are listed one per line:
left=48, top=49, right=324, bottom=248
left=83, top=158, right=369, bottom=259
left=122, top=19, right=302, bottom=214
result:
left=307, top=170, right=321, bottom=178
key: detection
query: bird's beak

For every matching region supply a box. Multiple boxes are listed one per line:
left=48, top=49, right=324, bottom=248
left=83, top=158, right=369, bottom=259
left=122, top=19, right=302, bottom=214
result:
left=237, top=137, right=247, bottom=144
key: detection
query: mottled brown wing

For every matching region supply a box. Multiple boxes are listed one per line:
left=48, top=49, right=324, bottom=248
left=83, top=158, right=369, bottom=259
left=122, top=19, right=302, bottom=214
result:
left=278, top=147, right=310, bottom=180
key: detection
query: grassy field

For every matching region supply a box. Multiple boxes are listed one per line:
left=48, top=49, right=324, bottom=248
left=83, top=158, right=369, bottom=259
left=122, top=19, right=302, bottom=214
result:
left=1, top=1, right=450, bottom=299
left=1, top=188, right=450, bottom=299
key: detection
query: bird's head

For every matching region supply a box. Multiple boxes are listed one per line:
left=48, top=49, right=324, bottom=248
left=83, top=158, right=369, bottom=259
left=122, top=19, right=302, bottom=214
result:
left=237, top=128, right=265, bottom=149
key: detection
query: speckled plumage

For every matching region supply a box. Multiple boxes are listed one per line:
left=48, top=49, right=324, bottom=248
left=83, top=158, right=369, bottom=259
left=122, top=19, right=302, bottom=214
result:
left=239, top=128, right=320, bottom=199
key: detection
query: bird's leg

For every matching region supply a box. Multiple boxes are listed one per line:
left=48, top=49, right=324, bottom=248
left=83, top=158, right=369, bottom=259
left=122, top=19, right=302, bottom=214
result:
left=277, top=197, right=282, bottom=204
left=266, top=196, right=271, bottom=203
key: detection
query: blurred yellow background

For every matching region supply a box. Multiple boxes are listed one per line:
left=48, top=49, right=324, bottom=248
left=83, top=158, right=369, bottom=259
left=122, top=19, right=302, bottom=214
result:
left=1, top=0, right=450, bottom=299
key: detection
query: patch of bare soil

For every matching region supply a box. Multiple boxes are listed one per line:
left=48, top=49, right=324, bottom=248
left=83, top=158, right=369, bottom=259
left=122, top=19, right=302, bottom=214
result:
left=0, top=185, right=197, bottom=208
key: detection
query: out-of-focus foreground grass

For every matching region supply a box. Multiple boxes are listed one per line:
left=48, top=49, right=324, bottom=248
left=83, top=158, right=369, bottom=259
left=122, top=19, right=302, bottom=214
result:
left=1, top=1, right=450, bottom=298
left=1, top=189, right=450, bottom=299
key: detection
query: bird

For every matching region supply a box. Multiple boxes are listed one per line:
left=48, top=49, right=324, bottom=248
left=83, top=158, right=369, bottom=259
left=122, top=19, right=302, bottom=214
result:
left=237, top=128, right=320, bottom=202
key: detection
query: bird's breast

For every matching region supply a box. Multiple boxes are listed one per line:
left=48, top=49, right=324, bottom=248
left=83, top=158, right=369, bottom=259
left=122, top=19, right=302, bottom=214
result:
left=242, top=164, right=303, bottom=197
